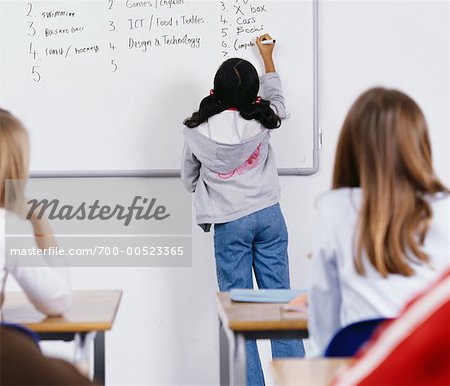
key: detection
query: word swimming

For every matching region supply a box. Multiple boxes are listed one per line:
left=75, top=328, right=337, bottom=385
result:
left=27, top=196, right=170, bottom=226
left=160, top=34, right=201, bottom=48
left=42, top=10, right=75, bottom=18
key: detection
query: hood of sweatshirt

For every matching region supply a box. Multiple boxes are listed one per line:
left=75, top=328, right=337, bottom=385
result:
left=183, top=111, right=270, bottom=174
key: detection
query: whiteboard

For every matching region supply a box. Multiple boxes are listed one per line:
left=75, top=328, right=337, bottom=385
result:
left=0, top=0, right=318, bottom=176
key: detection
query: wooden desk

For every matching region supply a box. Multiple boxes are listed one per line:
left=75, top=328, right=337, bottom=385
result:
left=2, top=290, right=122, bottom=385
left=216, top=292, right=308, bottom=386
left=271, top=358, right=351, bottom=386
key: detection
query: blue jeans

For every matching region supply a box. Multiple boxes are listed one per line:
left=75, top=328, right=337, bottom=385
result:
left=214, top=203, right=305, bottom=386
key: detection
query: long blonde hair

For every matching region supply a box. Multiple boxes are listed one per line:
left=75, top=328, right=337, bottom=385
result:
left=0, top=108, right=29, bottom=209
left=333, top=88, right=449, bottom=277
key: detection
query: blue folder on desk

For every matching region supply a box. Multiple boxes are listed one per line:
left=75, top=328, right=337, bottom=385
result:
left=230, top=289, right=306, bottom=303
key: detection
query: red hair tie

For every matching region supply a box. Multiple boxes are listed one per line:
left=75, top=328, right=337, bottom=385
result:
left=210, top=89, right=214, bottom=96
left=255, top=96, right=262, bottom=104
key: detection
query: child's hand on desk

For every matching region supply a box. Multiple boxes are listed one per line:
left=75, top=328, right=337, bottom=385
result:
left=284, top=293, right=309, bottom=312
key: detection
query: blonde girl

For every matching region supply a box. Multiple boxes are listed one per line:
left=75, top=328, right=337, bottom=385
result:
left=0, top=108, right=70, bottom=316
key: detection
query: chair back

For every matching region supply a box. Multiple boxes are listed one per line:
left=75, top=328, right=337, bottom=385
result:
left=324, top=318, right=389, bottom=357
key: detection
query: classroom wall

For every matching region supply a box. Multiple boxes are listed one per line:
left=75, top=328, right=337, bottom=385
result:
left=19, top=1, right=449, bottom=385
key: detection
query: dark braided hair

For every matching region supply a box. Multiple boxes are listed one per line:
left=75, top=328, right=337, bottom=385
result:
left=184, top=58, right=281, bottom=129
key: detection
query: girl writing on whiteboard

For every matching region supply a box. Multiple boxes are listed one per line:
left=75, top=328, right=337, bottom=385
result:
left=0, top=108, right=71, bottom=317
left=181, top=34, right=304, bottom=385
left=305, top=88, right=450, bottom=355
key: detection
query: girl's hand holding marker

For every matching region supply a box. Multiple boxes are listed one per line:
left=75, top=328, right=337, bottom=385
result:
left=256, top=33, right=276, bottom=53
left=256, top=33, right=276, bottom=73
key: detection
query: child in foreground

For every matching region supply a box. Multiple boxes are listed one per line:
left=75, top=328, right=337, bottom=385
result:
left=306, top=87, right=450, bottom=354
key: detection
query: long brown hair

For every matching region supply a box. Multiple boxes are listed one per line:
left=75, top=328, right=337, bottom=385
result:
left=0, top=108, right=29, bottom=208
left=333, top=88, right=449, bottom=277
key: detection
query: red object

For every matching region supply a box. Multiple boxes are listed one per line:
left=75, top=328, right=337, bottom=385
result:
left=210, top=89, right=214, bottom=96
left=332, top=267, right=450, bottom=385
left=255, top=96, right=262, bottom=104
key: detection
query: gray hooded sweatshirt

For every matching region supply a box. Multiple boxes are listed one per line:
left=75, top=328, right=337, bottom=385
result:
left=181, top=72, right=286, bottom=229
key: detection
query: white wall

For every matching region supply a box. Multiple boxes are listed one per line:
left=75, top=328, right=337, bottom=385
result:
left=14, top=1, right=449, bottom=385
